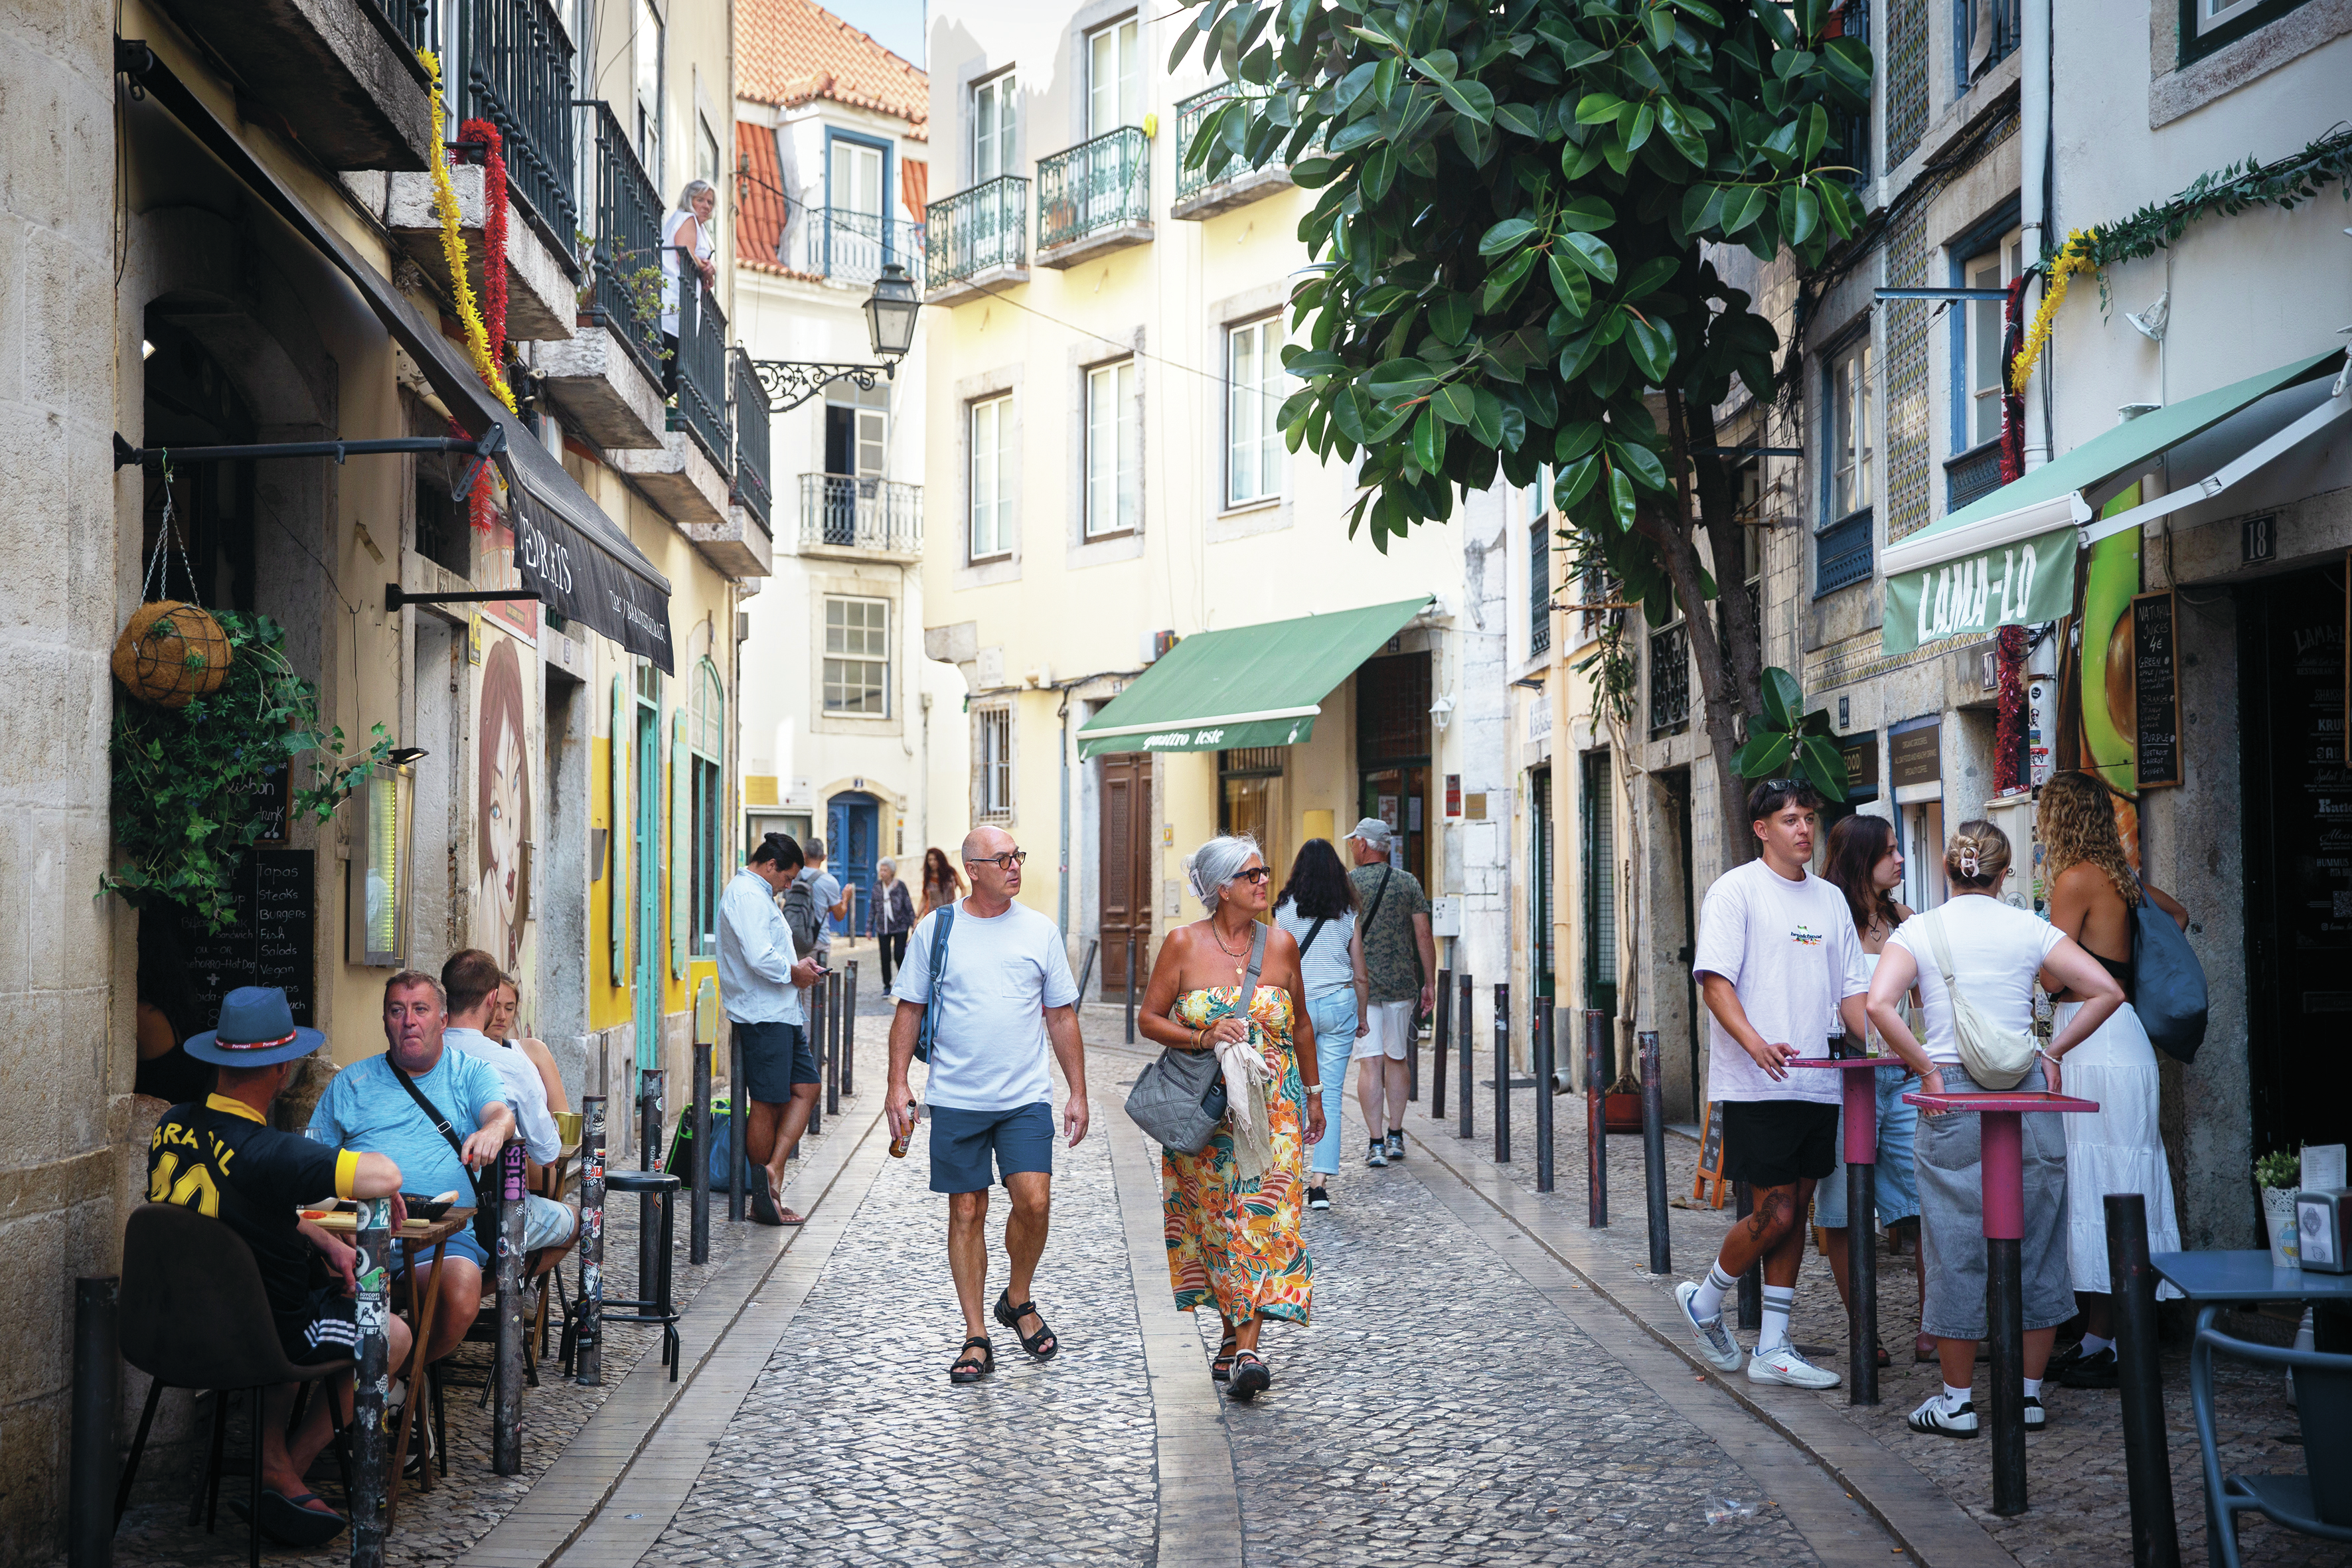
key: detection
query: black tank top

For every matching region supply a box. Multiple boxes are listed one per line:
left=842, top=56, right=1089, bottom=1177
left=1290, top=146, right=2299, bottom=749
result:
left=2090, top=949, right=2134, bottom=1006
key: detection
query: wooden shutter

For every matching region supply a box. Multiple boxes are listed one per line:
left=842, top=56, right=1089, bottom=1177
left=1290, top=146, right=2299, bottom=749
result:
left=671, top=710, right=690, bottom=979
left=610, top=675, right=629, bottom=986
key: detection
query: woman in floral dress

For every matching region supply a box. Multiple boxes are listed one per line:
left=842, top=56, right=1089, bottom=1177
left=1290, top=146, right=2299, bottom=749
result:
left=1137, top=835, right=1325, bottom=1399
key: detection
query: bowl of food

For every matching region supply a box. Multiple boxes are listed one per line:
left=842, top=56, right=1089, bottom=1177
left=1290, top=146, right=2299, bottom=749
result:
left=400, top=1192, right=457, bottom=1221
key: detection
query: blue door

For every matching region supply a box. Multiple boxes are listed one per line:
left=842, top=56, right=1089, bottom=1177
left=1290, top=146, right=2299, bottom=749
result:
left=826, top=792, right=879, bottom=938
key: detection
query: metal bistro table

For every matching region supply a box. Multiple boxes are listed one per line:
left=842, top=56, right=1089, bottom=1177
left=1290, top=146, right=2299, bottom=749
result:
left=1902, top=1086, right=2098, bottom=1517
left=1793, top=1048, right=1903, bottom=1405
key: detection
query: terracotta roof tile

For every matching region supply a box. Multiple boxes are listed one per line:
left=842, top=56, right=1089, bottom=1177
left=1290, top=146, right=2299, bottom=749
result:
left=740, top=0, right=928, bottom=139
left=735, top=121, right=790, bottom=269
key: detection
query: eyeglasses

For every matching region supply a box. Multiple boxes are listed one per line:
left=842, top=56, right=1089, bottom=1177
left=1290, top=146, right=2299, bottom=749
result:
left=1233, top=867, right=1274, bottom=884
left=969, top=850, right=1029, bottom=870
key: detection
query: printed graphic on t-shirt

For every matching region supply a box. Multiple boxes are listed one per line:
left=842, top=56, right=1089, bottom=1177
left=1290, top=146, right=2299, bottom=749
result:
left=1790, top=924, right=1824, bottom=947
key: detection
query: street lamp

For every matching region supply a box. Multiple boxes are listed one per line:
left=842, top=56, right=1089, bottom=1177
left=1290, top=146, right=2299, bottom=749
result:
left=752, top=264, right=923, bottom=414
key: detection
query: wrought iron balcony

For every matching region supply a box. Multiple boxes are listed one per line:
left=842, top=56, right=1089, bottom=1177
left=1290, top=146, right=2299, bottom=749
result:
left=1647, top=621, right=1691, bottom=736
left=1036, top=127, right=1150, bottom=262
left=730, top=346, right=772, bottom=535
left=669, top=260, right=732, bottom=470
left=1172, top=86, right=1320, bottom=217
left=799, top=475, right=923, bottom=557
left=781, top=206, right=927, bottom=292
left=1945, top=439, right=2004, bottom=512
left=581, top=100, right=666, bottom=381
left=361, top=0, right=434, bottom=51
left=1961, top=0, right=2021, bottom=82
left=925, top=176, right=1029, bottom=294
left=455, top=0, right=579, bottom=252
left=1816, top=507, right=1874, bottom=595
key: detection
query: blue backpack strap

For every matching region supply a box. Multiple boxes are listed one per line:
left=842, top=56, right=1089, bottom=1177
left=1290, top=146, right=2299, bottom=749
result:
left=916, top=905, right=955, bottom=1063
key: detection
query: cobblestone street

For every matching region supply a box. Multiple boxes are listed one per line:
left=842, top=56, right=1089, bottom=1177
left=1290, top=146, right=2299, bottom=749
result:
left=97, top=973, right=2333, bottom=1567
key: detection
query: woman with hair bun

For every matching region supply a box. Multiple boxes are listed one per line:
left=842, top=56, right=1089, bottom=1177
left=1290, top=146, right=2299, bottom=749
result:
left=1137, top=834, right=1323, bottom=1399
left=2037, top=772, right=2191, bottom=1388
left=1865, top=819, right=2124, bottom=1439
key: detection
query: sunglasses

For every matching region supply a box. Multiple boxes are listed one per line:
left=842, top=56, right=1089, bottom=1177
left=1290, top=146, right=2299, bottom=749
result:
left=969, top=850, right=1029, bottom=870
left=1233, top=866, right=1274, bottom=884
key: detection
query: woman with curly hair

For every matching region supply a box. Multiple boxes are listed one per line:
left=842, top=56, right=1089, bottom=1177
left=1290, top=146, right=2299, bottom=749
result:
left=2037, top=771, right=2191, bottom=1390
left=917, top=846, right=965, bottom=920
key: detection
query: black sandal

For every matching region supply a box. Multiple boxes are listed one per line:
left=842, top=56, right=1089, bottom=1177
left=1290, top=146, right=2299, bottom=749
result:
left=994, top=1289, right=1059, bottom=1360
left=1227, top=1350, right=1271, bottom=1399
left=1211, top=1328, right=1239, bottom=1383
left=949, top=1336, right=994, bottom=1384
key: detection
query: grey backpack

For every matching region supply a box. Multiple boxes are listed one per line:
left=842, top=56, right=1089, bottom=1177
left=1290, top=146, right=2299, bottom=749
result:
left=1124, top=925, right=1263, bottom=1154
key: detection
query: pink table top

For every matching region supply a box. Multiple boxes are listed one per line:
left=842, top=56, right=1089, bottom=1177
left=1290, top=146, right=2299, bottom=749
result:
left=1903, top=1089, right=2100, bottom=1114
left=1791, top=1056, right=1907, bottom=1070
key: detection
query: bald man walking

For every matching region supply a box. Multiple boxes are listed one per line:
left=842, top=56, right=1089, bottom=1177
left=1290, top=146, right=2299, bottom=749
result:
left=886, top=827, right=1088, bottom=1385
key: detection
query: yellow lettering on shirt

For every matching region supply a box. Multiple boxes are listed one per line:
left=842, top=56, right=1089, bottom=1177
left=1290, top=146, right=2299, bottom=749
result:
left=145, top=1151, right=223, bottom=1217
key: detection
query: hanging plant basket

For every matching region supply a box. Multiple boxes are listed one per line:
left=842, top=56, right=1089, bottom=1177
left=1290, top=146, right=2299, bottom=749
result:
left=112, top=600, right=232, bottom=708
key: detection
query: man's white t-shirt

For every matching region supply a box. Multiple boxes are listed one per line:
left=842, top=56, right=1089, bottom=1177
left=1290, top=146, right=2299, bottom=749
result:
left=445, top=1027, right=561, bottom=1164
left=1886, top=896, right=2063, bottom=1068
left=893, top=899, right=1080, bottom=1112
left=1690, top=858, right=1870, bottom=1105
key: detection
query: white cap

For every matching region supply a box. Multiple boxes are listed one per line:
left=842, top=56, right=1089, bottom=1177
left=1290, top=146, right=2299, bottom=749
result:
left=1344, top=816, right=1393, bottom=848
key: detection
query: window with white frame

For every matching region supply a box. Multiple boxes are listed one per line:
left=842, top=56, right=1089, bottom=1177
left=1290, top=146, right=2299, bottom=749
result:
left=823, top=597, right=890, bottom=716
left=832, top=138, right=885, bottom=222
left=1964, top=228, right=2025, bottom=449
left=1829, top=338, right=1875, bottom=520
left=698, top=114, right=720, bottom=193
left=1085, top=358, right=1140, bottom=537
left=1087, top=17, right=1141, bottom=137
left=975, top=706, right=1014, bottom=822
left=633, top=0, right=663, bottom=181
left=1226, top=316, right=1283, bottom=508
left=972, top=70, right=1017, bottom=182
left=969, top=393, right=1012, bottom=560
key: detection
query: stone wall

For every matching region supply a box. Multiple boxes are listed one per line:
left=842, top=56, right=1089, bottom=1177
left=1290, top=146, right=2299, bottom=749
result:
left=0, top=1, right=122, bottom=1554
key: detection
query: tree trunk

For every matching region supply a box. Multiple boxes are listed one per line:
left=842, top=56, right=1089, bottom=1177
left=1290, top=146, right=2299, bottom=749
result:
left=1635, top=500, right=1751, bottom=884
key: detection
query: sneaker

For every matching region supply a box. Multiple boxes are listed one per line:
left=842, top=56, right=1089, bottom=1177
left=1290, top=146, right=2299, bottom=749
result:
left=1747, top=1344, right=1842, bottom=1389
left=1384, top=1131, right=1406, bottom=1161
left=1907, top=1395, right=1980, bottom=1438
left=2023, top=1395, right=2049, bottom=1429
left=1674, top=1282, right=1746, bottom=1373
left=1366, top=1142, right=1389, bottom=1168
left=2057, top=1348, right=2118, bottom=1389
left=1306, top=1186, right=1331, bottom=1210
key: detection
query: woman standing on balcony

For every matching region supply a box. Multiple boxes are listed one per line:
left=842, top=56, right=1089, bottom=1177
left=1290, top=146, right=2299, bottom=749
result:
left=661, top=179, right=718, bottom=389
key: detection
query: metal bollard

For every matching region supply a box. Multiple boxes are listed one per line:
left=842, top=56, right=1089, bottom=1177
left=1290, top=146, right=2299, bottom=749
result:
left=637, top=1070, right=664, bottom=1349
left=824, top=971, right=842, bottom=1117
left=1431, top=969, right=1452, bottom=1122
left=1735, top=1183, right=1763, bottom=1331
left=575, top=1097, right=607, bottom=1385
left=349, top=1195, right=394, bottom=1562
left=69, top=1277, right=118, bottom=1568
left=1533, top=1005, right=1556, bottom=1192
left=843, top=961, right=859, bottom=1098
left=807, top=976, right=824, bottom=1138
left=1640, top=1030, right=1670, bottom=1274
left=2106, top=1193, right=2179, bottom=1567
left=1124, top=941, right=1138, bottom=1046
left=690, top=1041, right=712, bottom=1264
left=1492, top=982, right=1511, bottom=1164
left=1584, top=1010, right=1608, bottom=1227
left=726, top=1028, right=746, bottom=1223
left=1456, top=971, right=1474, bottom=1139
left=493, top=1138, right=526, bottom=1475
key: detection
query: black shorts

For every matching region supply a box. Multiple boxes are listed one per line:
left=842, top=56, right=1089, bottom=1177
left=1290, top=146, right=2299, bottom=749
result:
left=736, top=1020, right=817, bottom=1105
left=284, top=1287, right=361, bottom=1366
left=1721, top=1099, right=1841, bottom=1189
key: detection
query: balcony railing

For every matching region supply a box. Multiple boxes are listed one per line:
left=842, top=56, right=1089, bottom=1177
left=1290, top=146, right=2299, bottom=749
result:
left=1529, top=524, right=1551, bottom=657
left=361, top=0, right=434, bottom=52
left=1037, top=127, right=1149, bottom=252
left=581, top=100, right=666, bottom=380
left=457, top=0, right=578, bottom=252
left=799, top=475, right=923, bottom=555
left=730, top=346, right=771, bottom=534
left=1946, top=439, right=2004, bottom=512
left=1816, top=507, right=1874, bottom=595
left=1173, top=86, right=1320, bottom=204
left=670, top=259, right=732, bottom=468
left=1647, top=621, right=1691, bottom=736
left=1959, top=0, right=2021, bottom=82
left=781, top=206, right=927, bottom=292
left=925, top=176, right=1028, bottom=289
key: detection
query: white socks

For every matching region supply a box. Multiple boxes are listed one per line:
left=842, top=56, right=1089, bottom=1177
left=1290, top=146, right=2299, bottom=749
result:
left=2077, top=1332, right=2114, bottom=1356
left=2023, top=1376, right=2044, bottom=1399
left=1940, top=1381, right=1972, bottom=1413
left=1758, top=1285, right=1796, bottom=1354
left=1690, top=1263, right=1737, bottom=1321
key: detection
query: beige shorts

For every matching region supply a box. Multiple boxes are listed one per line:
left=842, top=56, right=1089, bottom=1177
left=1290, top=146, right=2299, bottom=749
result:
left=1353, top=999, right=1417, bottom=1061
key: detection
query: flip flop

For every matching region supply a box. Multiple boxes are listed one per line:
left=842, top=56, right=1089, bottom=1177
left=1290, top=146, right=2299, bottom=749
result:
left=232, top=1489, right=346, bottom=1547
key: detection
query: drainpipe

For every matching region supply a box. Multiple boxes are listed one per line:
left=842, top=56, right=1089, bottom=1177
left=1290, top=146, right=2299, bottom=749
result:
left=2020, top=0, right=2053, bottom=469
left=1058, top=694, right=1072, bottom=934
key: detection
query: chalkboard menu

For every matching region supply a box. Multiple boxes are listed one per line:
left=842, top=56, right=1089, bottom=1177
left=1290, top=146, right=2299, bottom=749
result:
left=2132, top=591, right=2181, bottom=788
left=243, top=762, right=292, bottom=846
left=175, top=850, right=316, bottom=1029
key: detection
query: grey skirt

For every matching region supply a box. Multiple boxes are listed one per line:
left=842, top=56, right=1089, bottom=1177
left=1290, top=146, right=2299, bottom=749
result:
left=1915, top=1061, right=2073, bottom=1339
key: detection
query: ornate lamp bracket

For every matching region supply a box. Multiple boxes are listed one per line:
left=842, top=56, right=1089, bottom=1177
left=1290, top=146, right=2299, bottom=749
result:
left=752, top=359, right=898, bottom=415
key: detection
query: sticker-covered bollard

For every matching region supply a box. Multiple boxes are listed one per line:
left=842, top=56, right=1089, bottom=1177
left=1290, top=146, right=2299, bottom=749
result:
left=349, top=1196, right=393, bottom=1567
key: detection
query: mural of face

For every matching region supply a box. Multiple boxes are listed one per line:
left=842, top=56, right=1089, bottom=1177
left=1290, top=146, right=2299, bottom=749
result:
left=476, top=636, right=531, bottom=971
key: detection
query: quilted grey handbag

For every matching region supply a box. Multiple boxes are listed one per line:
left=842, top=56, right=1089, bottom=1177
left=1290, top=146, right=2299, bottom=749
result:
left=1124, top=924, right=1264, bottom=1153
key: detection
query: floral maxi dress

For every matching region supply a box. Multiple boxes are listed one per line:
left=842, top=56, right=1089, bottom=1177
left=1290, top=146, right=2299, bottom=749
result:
left=1162, top=986, right=1314, bottom=1326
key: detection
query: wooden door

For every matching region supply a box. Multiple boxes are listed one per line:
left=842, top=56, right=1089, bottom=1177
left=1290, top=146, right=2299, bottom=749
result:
left=1098, top=753, right=1152, bottom=999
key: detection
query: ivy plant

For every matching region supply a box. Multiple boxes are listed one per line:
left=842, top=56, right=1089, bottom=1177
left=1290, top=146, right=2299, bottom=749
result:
left=104, top=611, right=392, bottom=932
left=1172, top=0, right=1870, bottom=865
left=1733, top=666, right=1845, bottom=800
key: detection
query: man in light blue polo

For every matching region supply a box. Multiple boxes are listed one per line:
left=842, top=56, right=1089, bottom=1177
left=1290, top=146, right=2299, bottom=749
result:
left=719, top=832, right=825, bottom=1224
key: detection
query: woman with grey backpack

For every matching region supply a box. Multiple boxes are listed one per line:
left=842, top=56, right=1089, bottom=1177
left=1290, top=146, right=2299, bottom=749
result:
left=1863, top=820, right=2124, bottom=1439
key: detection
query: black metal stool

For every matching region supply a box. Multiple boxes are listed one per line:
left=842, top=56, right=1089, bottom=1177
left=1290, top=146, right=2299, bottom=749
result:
left=594, top=1168, right=683, bottom=1379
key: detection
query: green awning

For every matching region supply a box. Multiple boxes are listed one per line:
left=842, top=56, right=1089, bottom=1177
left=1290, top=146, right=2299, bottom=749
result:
left=1881, top=349, right=2344, bottom=655
left=1077, top=596, right=1433, bottom=759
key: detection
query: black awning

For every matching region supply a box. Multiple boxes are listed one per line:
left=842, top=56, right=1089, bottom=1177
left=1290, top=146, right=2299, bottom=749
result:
left=136, top=49, right=675, bottom=672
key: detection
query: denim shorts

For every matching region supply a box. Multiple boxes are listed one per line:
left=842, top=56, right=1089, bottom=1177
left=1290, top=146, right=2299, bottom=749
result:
left=927, top=1101, right=1054, bottom=1194
left=1814, top=1066, right=1922, bottom=1229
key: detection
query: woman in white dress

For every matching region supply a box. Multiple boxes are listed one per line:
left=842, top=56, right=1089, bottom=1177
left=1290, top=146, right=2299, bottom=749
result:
left=2038, top=771, right=2189, bottom=1389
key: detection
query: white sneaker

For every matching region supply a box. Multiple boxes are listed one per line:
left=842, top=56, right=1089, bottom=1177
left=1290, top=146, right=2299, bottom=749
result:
left=1674, top=1283, right=1746, bottom=1373
left=1908, top=1394, right=1980, bottom=1438
left=1747, top=1343, right=1842, bottom=1389
left=2023, top=1395, right=2047, bottom=1429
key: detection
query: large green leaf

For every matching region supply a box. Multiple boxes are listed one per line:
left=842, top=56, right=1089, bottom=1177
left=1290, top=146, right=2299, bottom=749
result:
left=1798, top=734, right=1849, bottom=801
left=1733, top=730, right=1794, bottom=779
left=1760, top=666, right=1802, bottom=733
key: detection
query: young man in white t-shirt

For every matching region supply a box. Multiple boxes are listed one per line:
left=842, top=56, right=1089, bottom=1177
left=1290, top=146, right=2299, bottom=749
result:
left=1675, top=779, right=1871, bottom=1389
left=886, top=826, right=1089, bottom=1385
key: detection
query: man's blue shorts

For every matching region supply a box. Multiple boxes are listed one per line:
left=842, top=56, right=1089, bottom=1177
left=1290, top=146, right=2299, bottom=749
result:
left=927, top=1102, right=1054, bottom=1194
left=736, top=1020, right=818, bottom=1105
